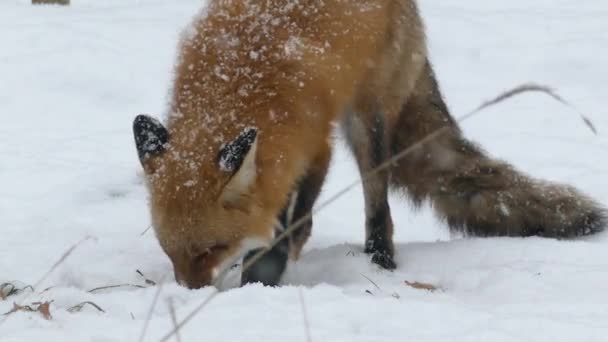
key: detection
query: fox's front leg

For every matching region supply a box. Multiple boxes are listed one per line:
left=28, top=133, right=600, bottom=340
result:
left=241, top=147, right=331, bottom=286
left=240, top=223, right=290, bottom=287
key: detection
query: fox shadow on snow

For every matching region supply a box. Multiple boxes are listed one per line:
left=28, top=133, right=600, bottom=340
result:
left=275, top=232, right=608, bottom=290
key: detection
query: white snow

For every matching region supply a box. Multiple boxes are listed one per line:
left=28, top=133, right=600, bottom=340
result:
left=1, top=0, right=608, bottom=341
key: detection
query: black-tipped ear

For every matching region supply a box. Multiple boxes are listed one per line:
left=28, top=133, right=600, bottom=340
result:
left=218, top=128, right=259, bottom=206
left=217, top=127, right=258, bottom=173
left=133, top=114, right=169, bottom=165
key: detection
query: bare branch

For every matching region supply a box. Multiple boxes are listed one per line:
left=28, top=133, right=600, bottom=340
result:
left=139, top=275, right=168, bottom=342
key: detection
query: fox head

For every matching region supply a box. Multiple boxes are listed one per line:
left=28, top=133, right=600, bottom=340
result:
left=133, top=114, right=274, bottom=289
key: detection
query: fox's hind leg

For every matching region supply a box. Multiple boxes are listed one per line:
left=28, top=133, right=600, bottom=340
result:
left=342, top=100, right=396, bottom=270
left=241, top=144, right=331, bottom=286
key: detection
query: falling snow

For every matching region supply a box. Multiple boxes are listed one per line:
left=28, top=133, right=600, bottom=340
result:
left=1, top=1, right=607, bottom=341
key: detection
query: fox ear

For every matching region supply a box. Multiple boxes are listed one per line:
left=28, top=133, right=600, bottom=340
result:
left=133, top=114, right=169, bottom=170
left=218, top=128, right=258, bottom=205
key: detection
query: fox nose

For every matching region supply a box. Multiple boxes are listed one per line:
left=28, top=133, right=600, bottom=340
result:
left=173, top=271, right=190, bottom=288
left=179, top=275, right=213, bottom=289
left=174, top=267, right=214, bottom=289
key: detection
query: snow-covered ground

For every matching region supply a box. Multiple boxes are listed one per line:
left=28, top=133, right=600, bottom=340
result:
left=1, top=0, right=607, bottom=341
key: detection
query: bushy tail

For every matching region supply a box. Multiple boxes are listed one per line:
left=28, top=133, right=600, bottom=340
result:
left=390, top=61, right=606, bottom=238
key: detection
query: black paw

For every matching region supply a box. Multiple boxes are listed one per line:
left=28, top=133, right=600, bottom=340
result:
left=241, top=250, right=285, bottom=286
left=370, top=250, right=396, bottom=270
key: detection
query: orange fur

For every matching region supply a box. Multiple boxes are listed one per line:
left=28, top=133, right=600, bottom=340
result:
left=138, top=0, right=426, bottom=288
left=136, top=0, right=606, bottom=289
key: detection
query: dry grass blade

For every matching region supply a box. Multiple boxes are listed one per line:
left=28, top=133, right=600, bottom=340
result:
left=159, top=82, right=598, bottom=339
left=88, top=283, right=146, bottom=293
left=140, top=225, right=152, bottom=236
left=34, top=236, right=94, bottom=290
left=41, top=286, right=57, bottom=294
left=67, top=301, right=105, bottom=313
left=404, top=281, right=439, bottom=292
left=137, top=270, right=157, bottom=286
left=298, top=288, right=312, bottom=342
left=0, top=283, right=34, bottom=300
left=469, top=83, right=597, bottom=134
left=87, top=270, right=156, bottom=293
left=167, top=298, right=182, bottom=342
left=138, top=278, right=166, bottom=342
left=360, top=274, right=381, bottom=291
left=158, top=289, right=219, bottom=342
left=88, top=270, right=156, bottom=293
left=360, top=274, right=400, bottom=298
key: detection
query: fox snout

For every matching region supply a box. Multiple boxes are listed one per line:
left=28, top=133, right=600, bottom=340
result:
left=171, top=237, right=272, bottom=289
left=171, top=245, right=227, bottom=289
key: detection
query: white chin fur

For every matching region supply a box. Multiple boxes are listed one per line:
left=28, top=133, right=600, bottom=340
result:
left=212, top=237, right=269, bottom=290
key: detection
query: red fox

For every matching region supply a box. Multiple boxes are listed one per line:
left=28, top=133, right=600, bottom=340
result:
left=133, top=0, right=606, bottom=289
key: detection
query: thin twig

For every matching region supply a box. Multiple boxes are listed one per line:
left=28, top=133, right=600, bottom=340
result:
left=137, top=270, right=157, bottom=286
left=40, top=286, right=56, bottom=294
left=361, top=274, right=401, bottom=298
left=471, top=83, right=597, bottom=134
left=298, top=288, right=312, bottom=342
left=88, top=284, right=147, bottom=293
left=88, top=270, right=157, bottom=293
left=167, top=298, right=182, bottom=342
left=138, top=275, right=168, bottom=342
left=67, top=301, right=105, bottom=313
left=140, top=225, right=152, bottom=236
left=360, top=274, right=381, bottom=291
left=158, top=289, right=219, bottom=342
left=34, top=236, right=94, bottom=290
